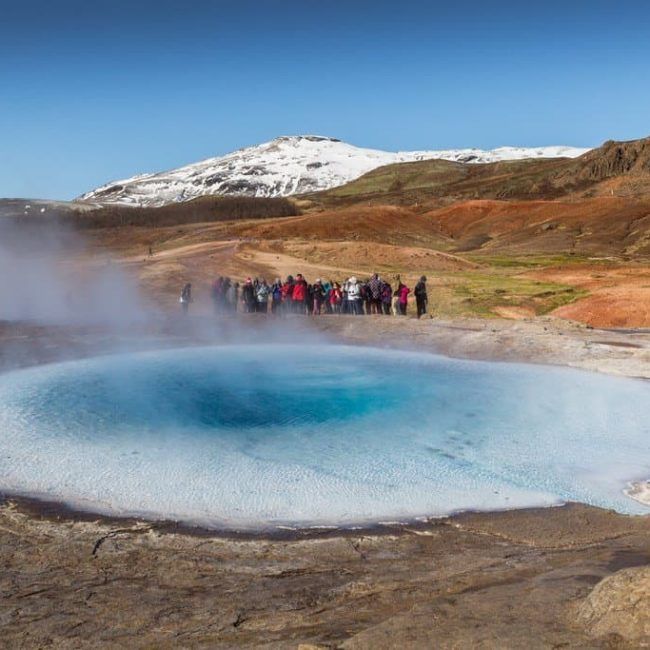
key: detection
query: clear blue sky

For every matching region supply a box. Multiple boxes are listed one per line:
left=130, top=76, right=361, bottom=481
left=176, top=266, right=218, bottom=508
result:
left=1, top=0, right=649, bottom=200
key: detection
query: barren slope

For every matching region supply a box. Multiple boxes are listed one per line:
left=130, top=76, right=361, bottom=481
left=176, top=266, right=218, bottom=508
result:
left=527, top=265, right=650, bottom=328
left=307, top=136, right=650, bottom=208
left=424, top=197, right=650, bottom=256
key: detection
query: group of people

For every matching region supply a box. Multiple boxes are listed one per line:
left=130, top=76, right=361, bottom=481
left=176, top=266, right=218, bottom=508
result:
left=180, top=273, right=429, bottom=318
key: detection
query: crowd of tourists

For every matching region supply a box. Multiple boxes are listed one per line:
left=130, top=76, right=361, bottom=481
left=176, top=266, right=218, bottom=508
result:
left=179, top=273, right=429, bottom=318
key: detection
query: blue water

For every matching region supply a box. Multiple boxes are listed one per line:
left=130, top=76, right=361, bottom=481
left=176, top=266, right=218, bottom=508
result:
left=0, top=345, right=647, bottom=528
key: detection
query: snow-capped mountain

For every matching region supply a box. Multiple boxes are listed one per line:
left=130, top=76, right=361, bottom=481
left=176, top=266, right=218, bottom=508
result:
left=77, top=135, right=590, bottom=207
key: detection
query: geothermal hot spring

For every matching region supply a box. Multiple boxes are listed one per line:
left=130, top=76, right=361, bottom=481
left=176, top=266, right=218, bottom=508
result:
left=0, top=345, right=648, bottom=529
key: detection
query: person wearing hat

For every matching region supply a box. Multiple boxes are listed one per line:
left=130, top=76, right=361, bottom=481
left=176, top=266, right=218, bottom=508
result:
left=414, top=275, right=428, bottom=319
left=346, top=276, right=362, bottom=315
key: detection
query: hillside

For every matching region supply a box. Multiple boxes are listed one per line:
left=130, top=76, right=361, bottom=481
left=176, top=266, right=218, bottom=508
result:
left=306, top=136, right=650, bottom=208
left=424, top=197, right=650, bottom=256
left=0, top=196, right=299, bottom=230
left=7, top=138, right=649, bottom=328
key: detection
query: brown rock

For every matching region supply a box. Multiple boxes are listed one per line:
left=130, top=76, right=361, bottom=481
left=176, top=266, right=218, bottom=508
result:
left=578, top=566, right=650, bottom=643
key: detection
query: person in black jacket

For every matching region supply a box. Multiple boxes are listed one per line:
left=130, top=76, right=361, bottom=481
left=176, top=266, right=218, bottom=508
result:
left=414, top=275, right=428, bottom=319
left=241, top=278, right=256, bottom=313
left=310, top=279, right=326, bottom=315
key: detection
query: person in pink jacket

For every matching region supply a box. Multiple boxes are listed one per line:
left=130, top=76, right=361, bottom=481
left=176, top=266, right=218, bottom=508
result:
left=398, top=282, right=410, bottom=316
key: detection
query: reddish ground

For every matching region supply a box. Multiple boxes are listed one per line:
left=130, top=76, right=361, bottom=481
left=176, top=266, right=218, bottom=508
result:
left=80, top=196, right=650, bottom=327
left=424, top=197, right=650, bottom=256
left=528, top=265, right=650, bottom=328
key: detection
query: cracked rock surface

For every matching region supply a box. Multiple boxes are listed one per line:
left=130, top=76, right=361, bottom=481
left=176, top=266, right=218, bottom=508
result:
left=0, top=501, right=648, bottom=648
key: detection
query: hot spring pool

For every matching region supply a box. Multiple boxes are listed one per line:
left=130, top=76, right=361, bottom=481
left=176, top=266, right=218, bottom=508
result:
left=0, top=345, right=648, bottom=529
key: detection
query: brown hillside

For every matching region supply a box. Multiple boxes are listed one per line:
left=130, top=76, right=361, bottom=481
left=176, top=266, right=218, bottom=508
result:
left=15, top=138, right=648, bottom=327
left=227, top=205, right=450, bottom=249
left=423, top=197, right=650, bottom=256
left=573, top=137, right=650, bottom=182
left=306, top=136, right=650, bottom=209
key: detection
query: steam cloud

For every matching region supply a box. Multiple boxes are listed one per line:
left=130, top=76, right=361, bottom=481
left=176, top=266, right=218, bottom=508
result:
left=0, top=216, right=146, bottom=326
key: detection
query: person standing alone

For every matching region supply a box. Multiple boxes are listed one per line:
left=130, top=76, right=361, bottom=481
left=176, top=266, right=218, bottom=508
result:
left=414, top=275, right=428, bottom=319
left=179, top=283, right=192, bottom=315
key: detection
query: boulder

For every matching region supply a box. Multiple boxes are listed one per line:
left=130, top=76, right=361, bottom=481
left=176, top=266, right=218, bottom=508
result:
left=578, top=566, right=650, bottom=643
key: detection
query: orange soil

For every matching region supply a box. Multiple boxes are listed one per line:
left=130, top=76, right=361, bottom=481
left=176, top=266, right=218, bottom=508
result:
left=424, top=197, right=650, bottom=256
left=527, top=266, right=650, bottom=328
left=230, top=205, right=448, bottom=247
left=83, top=197, right=650, bottom=327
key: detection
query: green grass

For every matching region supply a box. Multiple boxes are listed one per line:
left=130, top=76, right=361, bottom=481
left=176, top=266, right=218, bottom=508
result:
left=313, top=159, right=466, bottom=201
left=305, top=154, right=585, bottom=207
left=464, top=253, right=593, bottom=269
left=426, top=269, right=588, bottom=319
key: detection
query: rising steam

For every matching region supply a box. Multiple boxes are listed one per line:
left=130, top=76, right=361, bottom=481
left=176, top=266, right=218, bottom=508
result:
left=0, top=215, right=145, bottom=326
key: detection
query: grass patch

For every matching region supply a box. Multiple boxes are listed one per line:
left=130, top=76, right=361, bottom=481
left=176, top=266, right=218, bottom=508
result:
left=466, top=254, right=592, bottom=269
left=427, top=270, right=588, bottom=318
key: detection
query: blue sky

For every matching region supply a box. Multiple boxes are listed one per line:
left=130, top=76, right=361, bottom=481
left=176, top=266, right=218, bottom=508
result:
left=1, top=0, right=649, bottom=200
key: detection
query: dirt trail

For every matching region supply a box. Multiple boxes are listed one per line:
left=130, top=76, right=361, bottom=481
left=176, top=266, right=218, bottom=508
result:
left=122, top=239, right=240, bottom=263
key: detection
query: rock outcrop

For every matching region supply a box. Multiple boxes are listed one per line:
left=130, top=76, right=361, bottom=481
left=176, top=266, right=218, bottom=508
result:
left=578, top=566, right=650, bottom=643
left=578, top=137, right=650, bottom=181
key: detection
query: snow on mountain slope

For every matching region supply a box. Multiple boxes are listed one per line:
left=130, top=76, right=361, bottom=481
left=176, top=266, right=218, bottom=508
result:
left=77, top=136, right=590, bottom=207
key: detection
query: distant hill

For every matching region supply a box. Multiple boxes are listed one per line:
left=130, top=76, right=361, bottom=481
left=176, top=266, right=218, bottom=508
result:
left=0, top=198, right=97, bottom=221
left=306, top=137, right=650, bottom=208
left=0, top=196, right=299, bottom=230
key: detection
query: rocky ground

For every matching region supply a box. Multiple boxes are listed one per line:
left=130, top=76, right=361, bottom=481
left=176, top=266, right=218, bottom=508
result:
left=312, top=314, right=650, bottom=379
left=0, top=316, right=648, bottom=648
left=0, top=500, right=648, bottom=648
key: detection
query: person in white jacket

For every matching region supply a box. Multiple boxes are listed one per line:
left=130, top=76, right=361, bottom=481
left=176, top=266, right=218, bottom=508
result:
left=179, top=283, right=192, bottom=314
left=346, top=277, right=362, bottom=315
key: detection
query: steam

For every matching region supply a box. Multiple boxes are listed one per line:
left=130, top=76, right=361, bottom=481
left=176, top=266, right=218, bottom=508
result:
left=0, top=216, right=146, bottom=326
left=0, top=211, right=332, bottom=374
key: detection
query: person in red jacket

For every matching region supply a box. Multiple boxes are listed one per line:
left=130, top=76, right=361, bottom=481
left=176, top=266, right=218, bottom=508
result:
left=280, top=275, right=294, bottom=314
left=292, top=274, right=308, bottom=314
left=398, top=282, right=410, bottom=316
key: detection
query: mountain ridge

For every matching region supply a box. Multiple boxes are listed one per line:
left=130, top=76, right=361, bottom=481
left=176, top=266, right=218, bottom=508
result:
left=77, top=135, right=589, bottom=207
